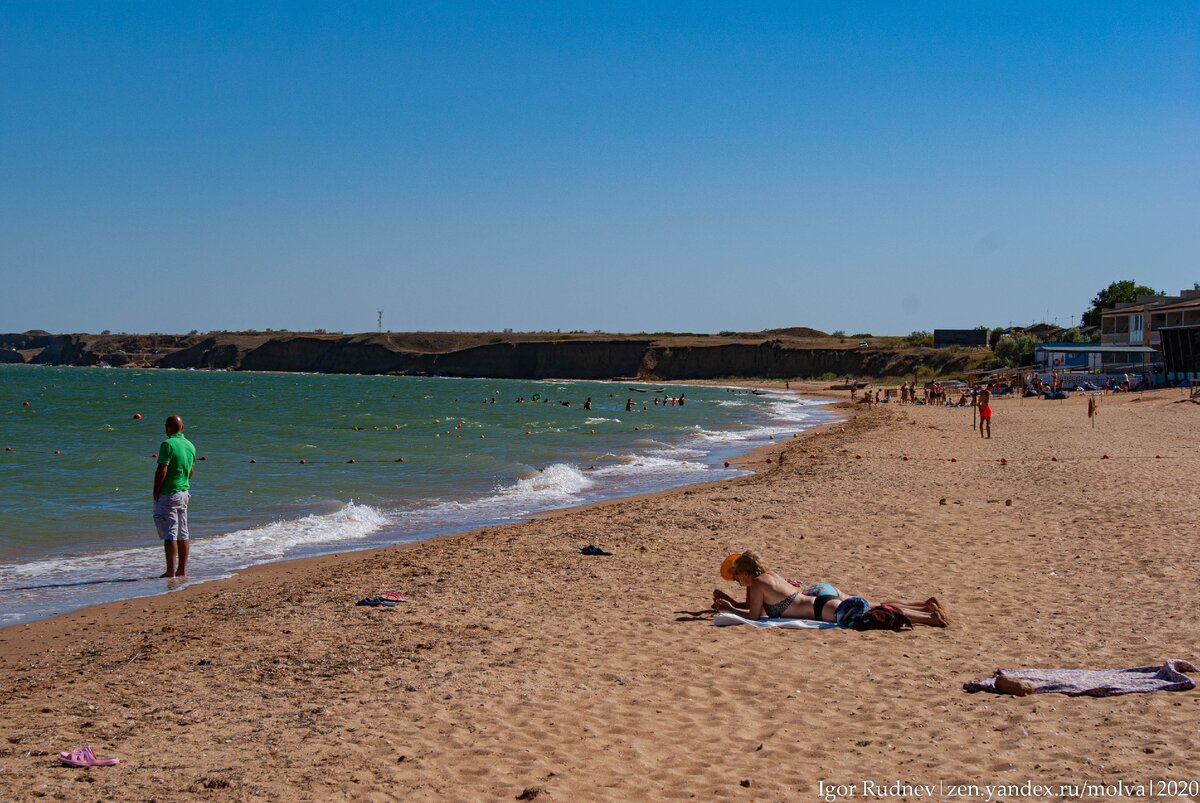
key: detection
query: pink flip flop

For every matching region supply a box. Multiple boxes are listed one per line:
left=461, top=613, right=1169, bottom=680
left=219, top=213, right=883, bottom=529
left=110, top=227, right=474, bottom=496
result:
left=379, top=592, right=409, bottom=602
left=58, top=746, right=119, bottom=767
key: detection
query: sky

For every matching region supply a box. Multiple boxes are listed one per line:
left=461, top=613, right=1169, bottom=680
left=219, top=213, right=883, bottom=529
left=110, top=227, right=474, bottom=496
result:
left=1, top=1, right=1197, bottom=336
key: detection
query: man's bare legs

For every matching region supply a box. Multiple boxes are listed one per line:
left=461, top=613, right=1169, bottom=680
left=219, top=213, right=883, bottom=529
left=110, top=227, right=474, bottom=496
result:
left=175, top=540, right=188, bottom=577
left=161, top=541, right=177, bottom=578
left=161, top=540, right=189, bottom=578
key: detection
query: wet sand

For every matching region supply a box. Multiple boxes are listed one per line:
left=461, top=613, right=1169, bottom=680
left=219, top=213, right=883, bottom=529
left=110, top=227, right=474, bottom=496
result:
left=1, top=385, right=1198, bottom=801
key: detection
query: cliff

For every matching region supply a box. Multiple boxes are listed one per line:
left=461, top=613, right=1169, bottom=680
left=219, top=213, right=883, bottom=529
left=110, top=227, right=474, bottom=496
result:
left=0, top=331, right=984, bottom=379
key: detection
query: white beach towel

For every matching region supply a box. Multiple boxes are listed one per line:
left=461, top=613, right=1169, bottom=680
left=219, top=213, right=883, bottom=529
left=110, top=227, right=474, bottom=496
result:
left=712, top=612, right=837, bottom=629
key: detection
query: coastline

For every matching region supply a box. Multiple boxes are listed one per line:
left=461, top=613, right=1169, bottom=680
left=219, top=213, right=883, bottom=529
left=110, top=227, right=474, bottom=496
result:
left=2, top=387, right=1195, bottom=800
left=0, top=380, right=839, bottom=627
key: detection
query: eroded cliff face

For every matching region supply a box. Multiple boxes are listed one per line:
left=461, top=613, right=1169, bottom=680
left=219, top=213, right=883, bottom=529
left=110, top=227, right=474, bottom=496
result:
left=0, top=332, right=980, bottom=379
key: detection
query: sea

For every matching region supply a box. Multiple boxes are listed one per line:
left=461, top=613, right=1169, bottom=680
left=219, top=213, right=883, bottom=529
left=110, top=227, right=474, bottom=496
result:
left=0, top=365, right=833, bottom=625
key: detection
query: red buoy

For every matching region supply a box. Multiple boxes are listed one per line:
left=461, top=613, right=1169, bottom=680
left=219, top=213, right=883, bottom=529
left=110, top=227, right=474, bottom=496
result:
left=54, top=450, right=61, bottom=455
left=395, top=457, right=405, bottom=463
left=347, top=459, right=356, bottom=464
left=22, top=401, right=30, bottom=407
left=250, top=459, right=257, bottom=463
left=299, top=459, right=307, bottom=464
left=855, top=455, right=862, bottom=460
left=723, top=461, right=730, bottom=468
left=133, top=413, right=142, bottom=420
left=4, top=447, right=11, bottom=451
left=1051, top=456, right=1057, bottom=462
left=1101, top=454, right=1109, bottom=459
left=121, top=394, right=128, bottom=398
left=1000, top=457, right=1008, bottom=465
left=950, top=457, right=957, bottom=462
left=151, top=453, right=157, bottom=458
left=902, top=455, right=909, bottom=461
left=766, top=457, right=774, bottom=464
left=199, top=456, right=206, bottom=461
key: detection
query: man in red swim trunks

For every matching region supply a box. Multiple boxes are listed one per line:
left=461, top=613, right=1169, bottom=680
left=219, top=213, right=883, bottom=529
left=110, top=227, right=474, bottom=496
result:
left=978, top=384, right=993, bottom=439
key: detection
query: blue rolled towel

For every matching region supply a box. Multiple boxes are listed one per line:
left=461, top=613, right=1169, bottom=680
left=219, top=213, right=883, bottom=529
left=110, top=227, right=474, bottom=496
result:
left=835, top=596, right=870, bottom=628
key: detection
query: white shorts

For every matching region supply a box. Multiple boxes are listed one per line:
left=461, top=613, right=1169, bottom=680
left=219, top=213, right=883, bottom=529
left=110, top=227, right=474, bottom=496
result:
left=153, top=491, right=190, bottom=542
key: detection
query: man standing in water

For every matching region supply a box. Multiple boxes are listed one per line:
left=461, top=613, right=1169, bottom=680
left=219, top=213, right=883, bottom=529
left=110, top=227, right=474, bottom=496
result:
left=153, top=415, right=195, bottom=577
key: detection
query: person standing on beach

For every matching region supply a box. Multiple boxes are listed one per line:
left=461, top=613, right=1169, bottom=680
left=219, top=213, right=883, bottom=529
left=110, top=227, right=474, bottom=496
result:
left=978, top=385, right=992, bottom=439
left=153, top=415, right=195, bottom=578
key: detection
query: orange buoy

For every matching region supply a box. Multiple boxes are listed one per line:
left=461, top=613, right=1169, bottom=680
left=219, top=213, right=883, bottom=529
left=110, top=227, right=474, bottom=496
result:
left=133, top=413, right=142, bottom=420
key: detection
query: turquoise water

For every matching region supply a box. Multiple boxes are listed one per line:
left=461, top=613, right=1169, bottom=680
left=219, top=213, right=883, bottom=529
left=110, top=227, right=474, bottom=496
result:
left=0, top=365, right=831, bottom=624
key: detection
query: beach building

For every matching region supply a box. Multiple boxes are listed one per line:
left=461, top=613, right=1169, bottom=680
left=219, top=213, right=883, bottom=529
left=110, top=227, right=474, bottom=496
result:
left=1097, top=288, right=1200, bottom=385
left=1101, top=288, right=1200, bottom=350
left=933, top=329, right=989, bottom=348
left=1033, top=342, right=1158, bottom=373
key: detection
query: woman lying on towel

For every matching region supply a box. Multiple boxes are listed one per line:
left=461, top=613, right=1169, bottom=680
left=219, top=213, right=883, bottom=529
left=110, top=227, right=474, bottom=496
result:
left=711, top=551, right=950, bottom=627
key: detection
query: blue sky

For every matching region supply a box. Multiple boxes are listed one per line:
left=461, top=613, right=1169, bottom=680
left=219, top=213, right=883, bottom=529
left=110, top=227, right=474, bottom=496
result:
left=1, top=2, right=1197, bottom=335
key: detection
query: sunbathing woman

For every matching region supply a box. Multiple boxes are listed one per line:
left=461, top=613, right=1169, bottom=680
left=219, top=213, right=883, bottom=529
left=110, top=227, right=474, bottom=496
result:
left=711, top=551, right=950, bottom=627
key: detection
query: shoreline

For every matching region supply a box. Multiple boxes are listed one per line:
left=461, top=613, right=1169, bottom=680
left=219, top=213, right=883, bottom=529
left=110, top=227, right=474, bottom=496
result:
left=0, top=382, right=841, bottom=629
left=5, top=388, right=1192, bottom=799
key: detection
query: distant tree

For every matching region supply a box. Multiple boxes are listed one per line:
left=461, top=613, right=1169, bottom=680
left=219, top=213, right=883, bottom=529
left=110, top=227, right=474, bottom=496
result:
left=1081, top=280, right=1163, bottom=327
left=851, top=332, right=872, bottom=338
left=993, top=333, right=1035, bottom=367
left=1059, top=327, right=1083, bottom=343
left=905, top=330, right=934, bottom=347
left=830, top=329, right=846, bottom=338
left=988, top=327, right=1006, bottom=350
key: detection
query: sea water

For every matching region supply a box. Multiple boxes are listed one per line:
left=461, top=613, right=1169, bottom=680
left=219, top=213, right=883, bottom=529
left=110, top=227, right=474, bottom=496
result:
left=0, top=365, right=832, bottom=624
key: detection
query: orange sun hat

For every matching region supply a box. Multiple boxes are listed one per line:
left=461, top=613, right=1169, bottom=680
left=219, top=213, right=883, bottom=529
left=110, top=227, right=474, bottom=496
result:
left=720, top=552, right=741, bottom=581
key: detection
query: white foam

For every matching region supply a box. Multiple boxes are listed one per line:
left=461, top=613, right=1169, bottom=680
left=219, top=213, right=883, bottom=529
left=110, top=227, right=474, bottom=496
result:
left=422, top=463, right=597, bottom=519
left=585, top=417, right=620, bottom=424
left=0, top=502, right=392, bottom=585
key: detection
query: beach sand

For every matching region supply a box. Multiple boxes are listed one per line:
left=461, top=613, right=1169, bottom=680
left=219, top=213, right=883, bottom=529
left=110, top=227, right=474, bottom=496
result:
left=1, top=386, right=1198, bottom=801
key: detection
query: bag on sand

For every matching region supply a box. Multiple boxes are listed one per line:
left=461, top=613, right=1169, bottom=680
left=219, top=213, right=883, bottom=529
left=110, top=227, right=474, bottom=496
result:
left=852, top=604, right=913, bottom=632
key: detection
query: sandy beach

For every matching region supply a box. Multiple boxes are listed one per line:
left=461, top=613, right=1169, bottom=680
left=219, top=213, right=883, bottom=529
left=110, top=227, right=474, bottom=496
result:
left=1, top=385, right=1198, bottom=801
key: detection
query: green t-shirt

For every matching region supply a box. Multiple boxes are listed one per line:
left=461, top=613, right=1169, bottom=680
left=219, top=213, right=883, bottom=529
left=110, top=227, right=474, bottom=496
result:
left=156, top=433, right=195, bottom=495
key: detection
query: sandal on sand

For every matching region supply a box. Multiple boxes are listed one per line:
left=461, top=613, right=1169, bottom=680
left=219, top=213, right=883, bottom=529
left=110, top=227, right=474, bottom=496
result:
left=355, top=596, right=396, bottom=607
left=579, top=545, right=613, bottom=556
left=379, top=592, right=409, bottom=602
left=58, top=747, right=118, bottom=767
